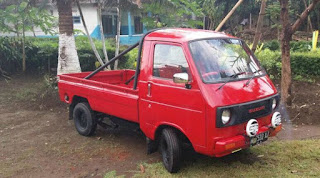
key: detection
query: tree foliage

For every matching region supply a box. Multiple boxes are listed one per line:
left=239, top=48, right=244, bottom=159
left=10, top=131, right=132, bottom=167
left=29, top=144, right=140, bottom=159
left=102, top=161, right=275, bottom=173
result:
left=0, top=0, right=55, bottom=72
left=0, top=0, right=56, bottom=36
left=141, top=0, right=203, bottom=28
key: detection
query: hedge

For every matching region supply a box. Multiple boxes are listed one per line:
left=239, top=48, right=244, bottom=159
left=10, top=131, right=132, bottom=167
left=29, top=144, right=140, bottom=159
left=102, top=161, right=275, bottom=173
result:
left=0, top=36, right=135, bottom=74
left=1, top=37, right=320, bottom=78
left=291, top=50, right=320, bottom=76
left=263, top=40, right=318, bottom=52
left=256, top=48, right=320, bottom=78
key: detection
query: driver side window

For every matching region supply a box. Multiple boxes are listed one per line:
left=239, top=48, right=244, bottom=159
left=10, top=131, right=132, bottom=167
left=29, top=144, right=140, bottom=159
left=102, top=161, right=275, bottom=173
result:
left=153, top=44, right=190, bottom=79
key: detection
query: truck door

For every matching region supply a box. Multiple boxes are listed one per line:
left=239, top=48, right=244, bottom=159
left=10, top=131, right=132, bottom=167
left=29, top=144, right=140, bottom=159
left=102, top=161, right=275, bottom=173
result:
left=139, top=42, right=206, bottom=147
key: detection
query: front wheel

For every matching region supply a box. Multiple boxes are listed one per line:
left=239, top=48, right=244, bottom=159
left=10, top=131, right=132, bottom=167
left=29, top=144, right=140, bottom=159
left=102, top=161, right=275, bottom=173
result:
left=73, top=102, right=97, bottom=136
left=159, top=128, right=181, bottom=173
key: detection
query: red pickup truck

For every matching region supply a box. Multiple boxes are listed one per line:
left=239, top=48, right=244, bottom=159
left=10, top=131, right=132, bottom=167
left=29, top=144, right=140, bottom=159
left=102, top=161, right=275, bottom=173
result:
left=58, top=28, right=282, bottom=173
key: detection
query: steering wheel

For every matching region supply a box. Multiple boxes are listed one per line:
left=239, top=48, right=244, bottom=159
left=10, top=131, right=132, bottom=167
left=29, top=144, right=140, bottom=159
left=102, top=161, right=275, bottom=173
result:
left=202, top=71, right=219, bottom=79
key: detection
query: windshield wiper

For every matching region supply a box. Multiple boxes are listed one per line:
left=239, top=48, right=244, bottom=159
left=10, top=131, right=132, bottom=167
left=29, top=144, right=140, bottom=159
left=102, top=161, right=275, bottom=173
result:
left=217, top=72, right=246, bottom=91
left=244, top=69, right=263, bottom=87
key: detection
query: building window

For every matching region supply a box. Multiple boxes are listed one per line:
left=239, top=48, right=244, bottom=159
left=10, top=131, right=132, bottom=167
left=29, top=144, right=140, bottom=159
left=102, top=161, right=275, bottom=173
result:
left=102, top=15, right=113, bottom=35
left=134, top=16, right=143, bottom=34
left=73, top=16, right=81, bottom=24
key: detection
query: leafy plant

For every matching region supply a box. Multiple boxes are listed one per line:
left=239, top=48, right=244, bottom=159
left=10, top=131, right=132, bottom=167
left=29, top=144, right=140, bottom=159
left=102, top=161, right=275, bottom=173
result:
left=255, top=48, right=282, bottom=79
left=255, top=48, right=320, bottom=79
left=0, top=36, right=135, bottom=74
left=0, top=0, right=56, bottom=72
left=141, top=0, right=203, bottom=28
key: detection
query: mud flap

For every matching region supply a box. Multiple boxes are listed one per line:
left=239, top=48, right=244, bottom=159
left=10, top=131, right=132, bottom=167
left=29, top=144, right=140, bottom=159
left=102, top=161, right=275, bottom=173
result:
left=146, top=137, right=158, bottom=155
left=69, top=104, right=74, bottom=120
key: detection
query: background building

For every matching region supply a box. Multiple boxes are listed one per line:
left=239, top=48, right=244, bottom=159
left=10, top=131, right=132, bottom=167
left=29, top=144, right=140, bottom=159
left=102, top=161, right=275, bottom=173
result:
left=0, top=0, right=146, bottom=45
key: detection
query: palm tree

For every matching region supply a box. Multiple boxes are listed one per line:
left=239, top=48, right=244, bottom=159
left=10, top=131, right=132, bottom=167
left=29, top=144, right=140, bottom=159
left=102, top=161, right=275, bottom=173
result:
left=56, top=0, right=81, bottom=75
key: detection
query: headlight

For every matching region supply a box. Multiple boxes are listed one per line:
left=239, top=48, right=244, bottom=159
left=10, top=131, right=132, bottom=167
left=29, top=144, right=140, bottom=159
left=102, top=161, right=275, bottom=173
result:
left=246, top=119, right=259, bottom=137
left=271, top=112, right=281, bottom=128
left=272, top=98, right=277, bottom=110
left=221, top=109, right=231, bottom=124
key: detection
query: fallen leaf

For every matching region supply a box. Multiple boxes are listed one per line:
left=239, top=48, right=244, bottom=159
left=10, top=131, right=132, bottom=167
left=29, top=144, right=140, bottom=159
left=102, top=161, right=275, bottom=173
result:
left=140, top=164, right=145, bottom=173
left=300, top=104, right=307, bottom=108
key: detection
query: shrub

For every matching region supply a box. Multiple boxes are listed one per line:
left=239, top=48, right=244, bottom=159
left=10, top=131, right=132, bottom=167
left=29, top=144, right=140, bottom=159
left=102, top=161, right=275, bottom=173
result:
left=291, top=50, right=320, bottom=76
left=290, top=41, right=312, bottom=52
left=0, top=36, right=135, bottom=74
left=1, top=37, right=319, bottom=78
left=263, top=40, right=280, bottom=51
left=256, top=49, right=320, bottom=78
left=255, top=49, right=282, bottom=79
left=0, top=37, right=23, bottom=73
left=263, top=40, right=316, bottom=52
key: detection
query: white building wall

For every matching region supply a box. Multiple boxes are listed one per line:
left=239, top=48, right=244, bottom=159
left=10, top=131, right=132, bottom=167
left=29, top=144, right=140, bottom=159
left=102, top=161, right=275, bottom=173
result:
left=0, top=3, right=99, bottom=37
left=71, top=3, right=98, bottom=35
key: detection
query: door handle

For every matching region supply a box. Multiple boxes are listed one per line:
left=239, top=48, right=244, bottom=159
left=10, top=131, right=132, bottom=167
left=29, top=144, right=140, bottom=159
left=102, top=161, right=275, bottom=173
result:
left=147, top=83, right=151, bottom=97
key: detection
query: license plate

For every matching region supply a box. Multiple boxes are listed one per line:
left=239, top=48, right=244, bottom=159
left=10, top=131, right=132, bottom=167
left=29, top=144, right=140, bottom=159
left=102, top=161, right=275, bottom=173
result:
left=250, top=131, right=269, bottom=146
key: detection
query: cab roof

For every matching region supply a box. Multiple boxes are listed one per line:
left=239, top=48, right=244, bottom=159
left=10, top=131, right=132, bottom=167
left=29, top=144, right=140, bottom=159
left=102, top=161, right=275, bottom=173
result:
left=145, top=28, right=236, bottom=43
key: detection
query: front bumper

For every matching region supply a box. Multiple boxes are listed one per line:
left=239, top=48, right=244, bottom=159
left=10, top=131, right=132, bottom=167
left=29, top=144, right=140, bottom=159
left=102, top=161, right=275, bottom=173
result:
left=213, top=124, right=282, bottom=157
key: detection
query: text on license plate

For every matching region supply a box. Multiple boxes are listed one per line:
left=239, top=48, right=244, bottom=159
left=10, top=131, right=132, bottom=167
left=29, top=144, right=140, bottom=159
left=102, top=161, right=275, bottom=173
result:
left=250, top=131, right=269, bottom=146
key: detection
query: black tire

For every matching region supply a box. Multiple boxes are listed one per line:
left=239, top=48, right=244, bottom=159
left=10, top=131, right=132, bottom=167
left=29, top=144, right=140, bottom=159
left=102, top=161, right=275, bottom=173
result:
left=159, top=128, right=181, bottom=173
left=73, top=102, right=97, bottom=136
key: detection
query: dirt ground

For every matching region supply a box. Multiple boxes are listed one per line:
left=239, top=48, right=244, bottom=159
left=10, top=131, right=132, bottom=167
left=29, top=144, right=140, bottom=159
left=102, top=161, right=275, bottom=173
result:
left=0, top=75, right=319, bottom=177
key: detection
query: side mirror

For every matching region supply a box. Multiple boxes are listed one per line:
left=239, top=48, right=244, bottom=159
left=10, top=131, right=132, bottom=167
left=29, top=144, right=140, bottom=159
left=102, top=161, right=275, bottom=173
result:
left=173, top=73, right=189, bottom=84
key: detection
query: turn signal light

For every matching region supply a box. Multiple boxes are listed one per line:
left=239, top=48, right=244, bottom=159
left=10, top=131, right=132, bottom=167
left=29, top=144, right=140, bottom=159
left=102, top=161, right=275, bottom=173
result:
left=225, top=143, right=236, bottom=150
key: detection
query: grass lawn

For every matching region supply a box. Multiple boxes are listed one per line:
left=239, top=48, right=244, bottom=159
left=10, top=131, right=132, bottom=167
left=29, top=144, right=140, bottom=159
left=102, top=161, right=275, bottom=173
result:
left=107, top=139, right=320, bottom=177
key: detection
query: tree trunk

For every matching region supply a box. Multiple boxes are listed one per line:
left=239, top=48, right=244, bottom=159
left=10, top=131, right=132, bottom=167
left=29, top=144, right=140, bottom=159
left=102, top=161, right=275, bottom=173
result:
left=279, top=0, right=320, bottom=105
left=303, top=0, right=313, bottom=32
left=291, top=0, right=320, bottom=33
left=203, top=16, right=206, bottom=30
left=32, top=26, right=36, bottom=37
left=114, top=0, right=121, bottom=70
left=98, top=2, right=111, bottom=70
left=215, top=0, right=244, bottom=31
left=279, top=0, right=292, bottom=105
left=76, top=0, right=105, bottom=67
left=317, top=8, right=320, bottom=29
left=22, top=21, right=26, bottom=72
left=252, top=0, right=266, bottom=53
left=0, top=66, right=11, bottom=80
left=57, top=0, right=81, bottom=75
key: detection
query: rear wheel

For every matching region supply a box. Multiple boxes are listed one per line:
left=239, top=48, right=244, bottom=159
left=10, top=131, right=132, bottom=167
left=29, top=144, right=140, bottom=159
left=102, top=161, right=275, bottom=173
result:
left=159, top=128, right=181, bottom=173
left=73, top=102, right=97, bottom=136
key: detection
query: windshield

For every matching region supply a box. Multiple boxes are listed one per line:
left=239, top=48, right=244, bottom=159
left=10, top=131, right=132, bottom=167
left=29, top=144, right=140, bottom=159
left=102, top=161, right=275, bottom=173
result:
left=189, top=38, right=265, bottom=83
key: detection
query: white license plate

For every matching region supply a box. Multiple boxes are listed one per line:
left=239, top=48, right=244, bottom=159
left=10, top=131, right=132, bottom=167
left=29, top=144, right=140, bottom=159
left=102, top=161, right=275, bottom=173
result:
left=250, top=131, right=269, bottom=146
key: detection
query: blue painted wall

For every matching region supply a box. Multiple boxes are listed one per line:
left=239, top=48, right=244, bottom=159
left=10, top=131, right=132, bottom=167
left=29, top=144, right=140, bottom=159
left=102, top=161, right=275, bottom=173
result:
left=88, top=11, right=146, bottom=45
left=120, top=35, right=143, bottom=45
left=120, top=26, right=136, bottom=35
left=91, top=25, right=101, bottom=39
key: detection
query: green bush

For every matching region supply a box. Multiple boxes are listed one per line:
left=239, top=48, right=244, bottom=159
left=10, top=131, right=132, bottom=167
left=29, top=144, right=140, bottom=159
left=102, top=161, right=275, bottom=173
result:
left=255, top=49, right=282, bottom=79
left=291, top=50, right=320, bottom=76
left=0, top=37, right=23, bottom=73
left=1, top=37, right=319, bottom=78
left=263, top=40, right=316, bottom=52
left=290, top=41, right=312, bottom=52
left=256, top=49, right=320, bottom=78
left=0, top=36, right=135, bottom=74
left=263, top=40, right=280, bottom=51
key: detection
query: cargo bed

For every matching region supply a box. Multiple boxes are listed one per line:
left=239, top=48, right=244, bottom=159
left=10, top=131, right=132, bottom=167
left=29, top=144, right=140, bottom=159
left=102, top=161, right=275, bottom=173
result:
left=58, top=70, right=139, bottom=122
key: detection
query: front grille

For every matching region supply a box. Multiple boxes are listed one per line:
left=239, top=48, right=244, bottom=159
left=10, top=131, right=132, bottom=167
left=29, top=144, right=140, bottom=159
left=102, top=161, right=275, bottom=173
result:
left=240, top=99, right=272, bottom=122
left=216, top=94, right=279, bottom=128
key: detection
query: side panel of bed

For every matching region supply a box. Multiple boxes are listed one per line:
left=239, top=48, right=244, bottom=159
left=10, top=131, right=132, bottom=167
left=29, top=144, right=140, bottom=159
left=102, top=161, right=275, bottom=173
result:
left=58, top=70, right=139, bottom=123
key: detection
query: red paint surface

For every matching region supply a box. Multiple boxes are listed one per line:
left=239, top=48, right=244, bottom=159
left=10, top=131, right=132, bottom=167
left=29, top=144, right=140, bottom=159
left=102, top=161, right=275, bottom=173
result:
left=58, top=29, right=280, bottom=157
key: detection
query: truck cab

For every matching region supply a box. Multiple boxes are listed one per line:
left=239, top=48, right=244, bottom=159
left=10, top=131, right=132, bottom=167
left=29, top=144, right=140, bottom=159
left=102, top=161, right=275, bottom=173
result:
left=58, top=28, right=282, bottom=173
